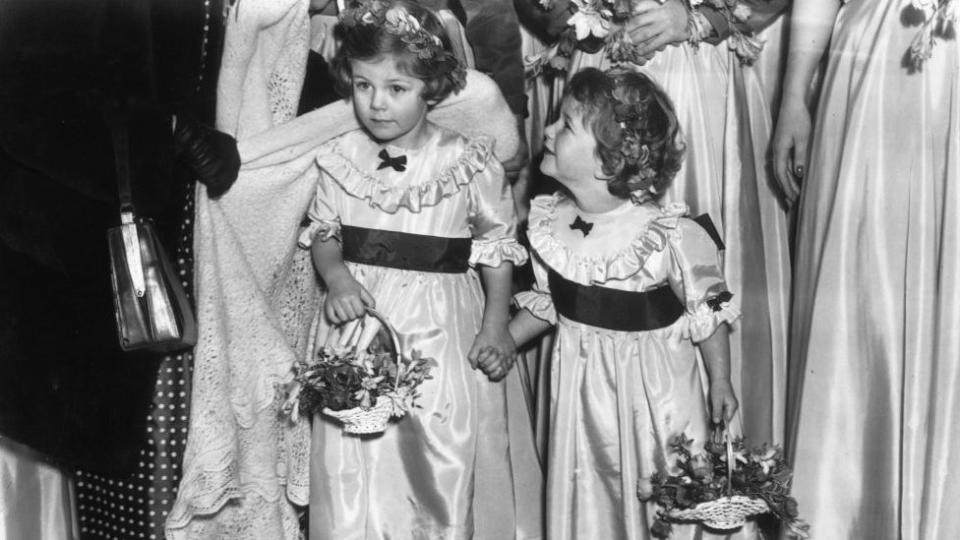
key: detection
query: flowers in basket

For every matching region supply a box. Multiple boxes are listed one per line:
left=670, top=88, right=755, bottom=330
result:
left=527, top=0, right=763, bottom=77
left=638, top=433, right=809, bottom=539
left=282, top=336, right=436, bottom=434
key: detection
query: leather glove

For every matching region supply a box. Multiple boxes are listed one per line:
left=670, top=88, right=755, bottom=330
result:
left=172, top=115, right=240, bottom=199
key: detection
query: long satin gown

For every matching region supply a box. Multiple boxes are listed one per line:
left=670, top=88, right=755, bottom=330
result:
left=788, top=1, right=960, bottom=538
left=564, top=41, right=790, bottom=446
left=516, top=193, right=755, bottom=540
left=301, top=127, right=542, bottom=540
left=0, top=437, right=75, bottom=540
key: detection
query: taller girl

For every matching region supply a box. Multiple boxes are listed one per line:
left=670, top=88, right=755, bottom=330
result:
left=300, top=1, right=542, bottom=538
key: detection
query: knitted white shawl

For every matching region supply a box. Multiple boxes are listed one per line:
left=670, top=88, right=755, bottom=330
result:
left=166, top=1, right=520, bottom=537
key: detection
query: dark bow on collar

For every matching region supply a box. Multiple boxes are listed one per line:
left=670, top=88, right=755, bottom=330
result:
left=377, top=149, right=407, bottom=172
left=569, top=215, right=594, bottom=236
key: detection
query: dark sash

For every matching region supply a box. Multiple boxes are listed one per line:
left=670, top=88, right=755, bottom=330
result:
left=547, top=268, right=684, bottom=332
left=341, top=225, right=471, bottom=273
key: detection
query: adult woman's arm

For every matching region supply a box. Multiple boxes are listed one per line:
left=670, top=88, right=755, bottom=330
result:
left=771, top=0, right=839, bottom=204
left=625, top=0, right=789, bottom=57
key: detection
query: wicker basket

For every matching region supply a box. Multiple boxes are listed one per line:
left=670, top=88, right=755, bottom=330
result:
left=320, top=308, right=407, bottom=434
left=668, top=495, right=769, bottom=530
left=666, top=429, right=770, bottom=530
left=323, top=396, right=397, bottom=434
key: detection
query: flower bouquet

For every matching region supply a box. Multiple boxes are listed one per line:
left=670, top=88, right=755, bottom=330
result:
left=638, top=430, right=809, bottom=539
left=282, top=308, right=435, bottom=434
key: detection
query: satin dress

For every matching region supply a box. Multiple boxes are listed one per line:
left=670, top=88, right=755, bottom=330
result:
left=300, top=127, right=542, bottom=540
left=788, top=1, right=960, bottom=538
left=562, top=40, right=790, bottom=446
left=515, top=193, right=755, bottom=540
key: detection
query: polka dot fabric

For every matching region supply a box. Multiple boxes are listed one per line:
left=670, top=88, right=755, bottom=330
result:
left=76, top=183, right=196, bottom=540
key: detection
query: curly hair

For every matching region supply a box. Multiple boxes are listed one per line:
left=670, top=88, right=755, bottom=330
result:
left=331, top=0, right=466, bottom=104
left=565, top=67, right=685, bottom=199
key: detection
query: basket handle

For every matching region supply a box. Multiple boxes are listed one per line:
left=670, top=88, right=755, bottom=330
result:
left=329, top=308, right=407, bottom=393
left=712, top=423, right=735, bottom=495
left=365, top=308, right=408, bottom=394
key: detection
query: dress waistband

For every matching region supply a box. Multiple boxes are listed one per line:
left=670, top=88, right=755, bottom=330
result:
left=341, top=225, right=471, bottom=274
left=547, top=268, right=684, bottom=332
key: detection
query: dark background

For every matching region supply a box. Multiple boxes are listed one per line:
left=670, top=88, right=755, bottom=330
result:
left=0, top=0, right=221, bottom=473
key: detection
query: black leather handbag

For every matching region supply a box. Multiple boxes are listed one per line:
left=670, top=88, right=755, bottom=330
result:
left=106, top=119, right=197, bottom=352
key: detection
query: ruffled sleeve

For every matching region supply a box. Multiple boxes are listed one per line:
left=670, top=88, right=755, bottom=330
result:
left=297, top=158, right=342, bottom=249
left=666, top=218, right=740, bottom=343
left=513, top=253, right=557, bottom=325
left=466, top=137, right=528, bottom=268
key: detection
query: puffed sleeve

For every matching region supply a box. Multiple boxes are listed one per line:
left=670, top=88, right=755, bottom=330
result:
left=466, top=142, right=529, bottom=268
left=297, top=166, right=342, bottom=249
left=513, top=253, right=557, bottom=325
left=666, top=218, right=740, bottom=343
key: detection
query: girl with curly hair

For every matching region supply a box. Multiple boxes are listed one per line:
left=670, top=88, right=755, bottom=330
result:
left=300, top=1, right=542, bottom=538
left=510, top=67, right=750, bottom=540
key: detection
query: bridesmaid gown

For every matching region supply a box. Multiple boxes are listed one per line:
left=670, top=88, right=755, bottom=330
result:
left=303, top=127, right=542, bottom=540
left=787, top=1, right=960, bottom=538
left=563, top=39, right=790, bottom=446
left=516, top=193, right=755, bottom=540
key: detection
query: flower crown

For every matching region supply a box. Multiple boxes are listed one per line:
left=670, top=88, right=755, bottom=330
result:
left=609, top=81, right=658, bottom=198
left=340, top=1, right=447, bottom=61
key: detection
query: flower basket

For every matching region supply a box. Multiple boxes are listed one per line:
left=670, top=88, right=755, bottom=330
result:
left=282, top=308, right=435, bottom=434
left=322, top=394, right=397, bottom=435
left=640, top=428, right=809, bottom=539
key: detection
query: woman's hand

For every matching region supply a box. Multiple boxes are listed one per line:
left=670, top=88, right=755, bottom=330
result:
left=709, top=379, right=739, bottom=425
left=624, top=0, right=691, bottom=59
left=323, top=272, right=375, bottom=324
left=468, top=323, right=518, bottom=382
left=772, top=97, right=813, bottom=206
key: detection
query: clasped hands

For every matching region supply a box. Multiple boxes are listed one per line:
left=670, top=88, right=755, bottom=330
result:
left=622, top=0, right=692, bottom=61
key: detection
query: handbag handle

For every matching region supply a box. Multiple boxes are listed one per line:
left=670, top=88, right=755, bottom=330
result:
left=110, top=118, right=147, bottom=297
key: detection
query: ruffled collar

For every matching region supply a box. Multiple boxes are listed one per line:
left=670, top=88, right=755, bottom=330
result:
left=527, top=193, right=688, bottom=285
left=315, top=128, right=494, bottom=213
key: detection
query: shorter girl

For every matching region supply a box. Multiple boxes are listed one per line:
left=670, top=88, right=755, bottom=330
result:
left=300, top=1, right=541, bottom=539
left=509, top=68, right=746, bottom=540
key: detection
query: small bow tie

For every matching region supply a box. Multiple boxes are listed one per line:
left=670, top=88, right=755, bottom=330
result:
left=377, top=149, right=407, bottom=172
left=569, top=215, right=593, bottom=236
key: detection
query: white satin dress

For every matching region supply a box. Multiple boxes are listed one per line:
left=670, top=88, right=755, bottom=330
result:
left=300, top=127, right=543, bottom=540
left=561, top=38, right=790, bottom=446
left=515, top=193, right=755, bottom=540
left=787, top=1, right=960, bottom=539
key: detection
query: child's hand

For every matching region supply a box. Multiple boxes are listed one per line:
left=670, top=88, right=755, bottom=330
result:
left=323, top=273, right=375, bottom=324
left=709, top=379, right=739, bottom=425
left=468, top=324, right=517, bottom=381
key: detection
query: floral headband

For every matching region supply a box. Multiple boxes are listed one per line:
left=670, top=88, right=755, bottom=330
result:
left=340, top=1, right=448, bottom=61
left=610, top=82, right=658, bottom=197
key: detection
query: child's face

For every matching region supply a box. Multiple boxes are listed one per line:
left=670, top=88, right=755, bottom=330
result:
left=350, top=55, right=429, bottom=149
left=540, top=97, right=603, bottom=187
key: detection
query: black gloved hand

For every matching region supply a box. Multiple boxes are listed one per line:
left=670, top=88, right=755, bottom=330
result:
left=172, top=115, right=240, bottom=199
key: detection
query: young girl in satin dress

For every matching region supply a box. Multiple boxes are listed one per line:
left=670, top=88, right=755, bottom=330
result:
left=298, top=1, right=541, bottom=538
left=510, top=67, right=749, bottom=540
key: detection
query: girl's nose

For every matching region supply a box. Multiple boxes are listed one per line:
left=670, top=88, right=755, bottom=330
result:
left=370, top=89, right=387, bottom=111
left=544, top=120, right=558, bottom=140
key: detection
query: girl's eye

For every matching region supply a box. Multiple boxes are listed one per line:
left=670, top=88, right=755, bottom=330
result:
left=390, top=85, right=407, bottom=94
left=354, top=81, right=371, bottom=90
